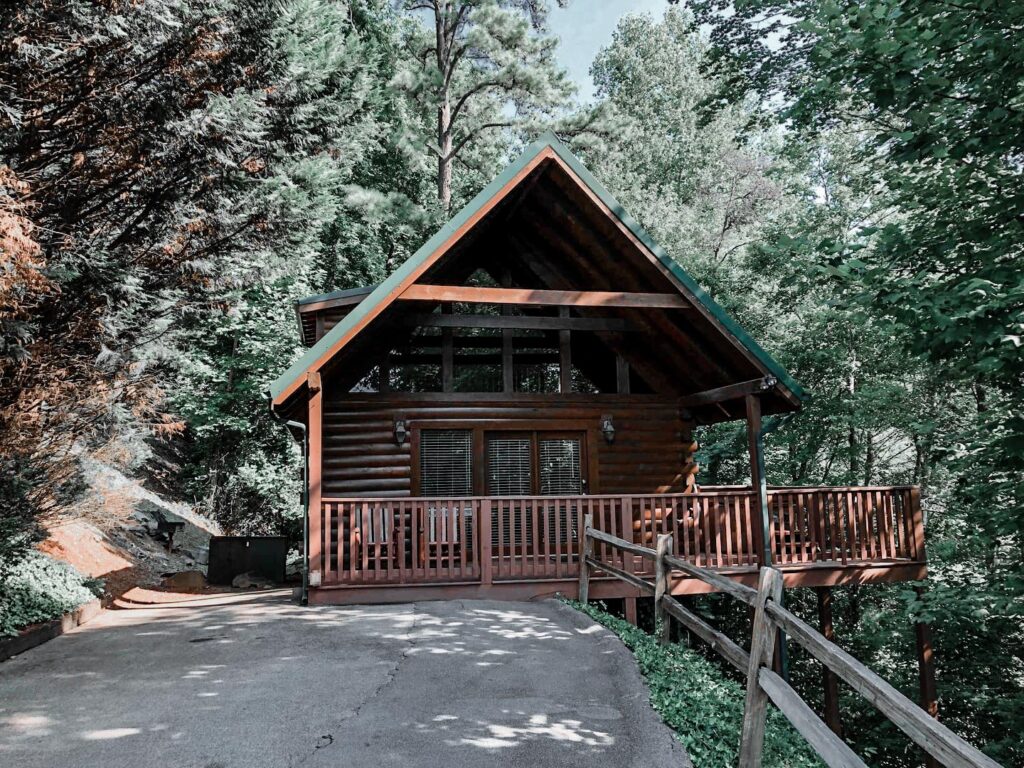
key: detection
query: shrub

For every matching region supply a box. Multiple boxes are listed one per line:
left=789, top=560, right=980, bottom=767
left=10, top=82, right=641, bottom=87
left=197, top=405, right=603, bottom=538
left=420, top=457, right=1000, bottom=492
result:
left=568, top=600, right=821, bottom=768
left=0, top=551, right=102, bottom=637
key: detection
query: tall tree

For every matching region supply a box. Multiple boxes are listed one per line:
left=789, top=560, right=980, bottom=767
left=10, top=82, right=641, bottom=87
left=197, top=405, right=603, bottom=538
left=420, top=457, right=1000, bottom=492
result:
left=675, top=1, right=1024, bottom=762
left=394, top=0, right=574, bottom=211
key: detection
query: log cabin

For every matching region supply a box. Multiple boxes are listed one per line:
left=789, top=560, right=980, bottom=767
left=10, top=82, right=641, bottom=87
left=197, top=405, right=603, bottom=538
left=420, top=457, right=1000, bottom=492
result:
left=267, top=133, right=928, bottom=620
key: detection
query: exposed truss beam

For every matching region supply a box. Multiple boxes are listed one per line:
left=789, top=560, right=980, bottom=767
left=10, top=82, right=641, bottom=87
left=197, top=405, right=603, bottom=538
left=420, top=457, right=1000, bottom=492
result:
left=396, top=312, right=634, bottom=332
left=679, top=377, right=779, bottom=408
left=398, top=284, right=690, bottom=309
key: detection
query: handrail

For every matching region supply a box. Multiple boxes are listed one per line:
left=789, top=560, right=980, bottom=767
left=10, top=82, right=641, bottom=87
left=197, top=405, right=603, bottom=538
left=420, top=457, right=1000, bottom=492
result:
left=579, top=515, right=1002, bottom=768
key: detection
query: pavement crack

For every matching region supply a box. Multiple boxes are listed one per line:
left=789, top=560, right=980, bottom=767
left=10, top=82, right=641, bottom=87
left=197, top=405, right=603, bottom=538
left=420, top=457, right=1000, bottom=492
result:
left=350, top=602, right=419, bottom=719
left=291, top=604, right=419, bottom=767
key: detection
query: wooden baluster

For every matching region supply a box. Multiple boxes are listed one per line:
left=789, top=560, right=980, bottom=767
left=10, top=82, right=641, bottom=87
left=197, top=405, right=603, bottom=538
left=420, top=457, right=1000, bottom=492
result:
left=348, top=502, right=357, bottom=582
left=542, top=500, right=552, bottom=578
left=366, top=502, right=374, bottom=582
left=713, top=495, right=724, bottom=568
left=536, top=499, right=544, bottom=577
left=459, top=499, right=468, bottom=578
left=875, top=490, right=889, bottom=560
left=397, top=500, right=407, bottom=583
left=479, top=499, right=491, bottom=584
left=448, top=499, right=456, bottom=580
left=723, top=494, right=734, bottom=567
left=744, top=494, right=756, bottom=566
left=554, top=499, right=563, bottom=579
left=694, top=496, right=704, bottom=568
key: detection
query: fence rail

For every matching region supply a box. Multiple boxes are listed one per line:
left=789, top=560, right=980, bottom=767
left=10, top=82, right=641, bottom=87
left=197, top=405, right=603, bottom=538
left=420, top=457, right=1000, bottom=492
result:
left=317, top=486, right=924, bottom=588
left=580, top=517, right=1000, bottom=768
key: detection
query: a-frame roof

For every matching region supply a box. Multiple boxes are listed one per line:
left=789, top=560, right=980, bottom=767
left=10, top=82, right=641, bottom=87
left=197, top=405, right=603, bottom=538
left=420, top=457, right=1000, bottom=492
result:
left=268, top=132, right=805, bottom=416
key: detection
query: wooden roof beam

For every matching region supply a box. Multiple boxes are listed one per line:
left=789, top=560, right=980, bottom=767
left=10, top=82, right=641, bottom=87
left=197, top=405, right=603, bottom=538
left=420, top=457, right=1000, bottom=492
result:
left=398, top=284, right=690, bottom=309
left=396, top=312, right=635, bottom=332
left=679, top=377, right=779, bottom=408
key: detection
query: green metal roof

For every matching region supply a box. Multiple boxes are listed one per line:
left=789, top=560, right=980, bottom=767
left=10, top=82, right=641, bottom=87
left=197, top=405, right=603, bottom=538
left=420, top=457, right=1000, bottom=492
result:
left=269, top=131, right=805, bottom=405
left=295, top=284, right=378, bottom=307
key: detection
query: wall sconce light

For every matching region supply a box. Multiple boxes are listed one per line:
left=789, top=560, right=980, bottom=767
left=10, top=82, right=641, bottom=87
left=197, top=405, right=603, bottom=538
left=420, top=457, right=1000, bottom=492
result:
left=600, top=415, right=615, bottom=444
left=394, top=419, right=407, bottom=446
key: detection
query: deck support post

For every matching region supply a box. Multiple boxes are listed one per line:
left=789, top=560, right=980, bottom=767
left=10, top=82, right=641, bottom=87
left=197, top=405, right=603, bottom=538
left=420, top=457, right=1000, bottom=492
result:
left=655, top=533, right=673, bottom=645
left=914, top=585, right=939, bottom=768
left=624, top=598, right=638, bottom=626
left=307, top=372, right=323, bottom=589
left=578, top=512, right=593, bottom=604
left=815, top=586, right=842, bottom=735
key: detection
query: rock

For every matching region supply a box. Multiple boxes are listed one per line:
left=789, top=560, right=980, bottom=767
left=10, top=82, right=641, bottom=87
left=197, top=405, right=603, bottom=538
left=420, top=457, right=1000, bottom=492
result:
left=162, top=570, right=206, bottom=591
left=231, top=571, right=274, bottom=589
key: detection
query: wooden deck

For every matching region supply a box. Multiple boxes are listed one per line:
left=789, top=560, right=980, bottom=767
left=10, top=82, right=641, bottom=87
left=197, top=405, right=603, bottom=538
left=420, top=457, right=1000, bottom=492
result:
left=308, top=486, right=926, bottom=604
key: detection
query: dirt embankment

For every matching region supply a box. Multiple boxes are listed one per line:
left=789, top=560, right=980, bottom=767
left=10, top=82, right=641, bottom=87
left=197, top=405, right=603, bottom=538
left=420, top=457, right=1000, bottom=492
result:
left=40, top=457, right=222, bottom=604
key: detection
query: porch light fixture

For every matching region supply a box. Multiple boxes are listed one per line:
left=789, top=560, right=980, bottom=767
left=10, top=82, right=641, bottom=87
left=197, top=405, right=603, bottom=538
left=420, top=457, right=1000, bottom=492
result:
left=394, top=419, right=408, bottom=446
left=600, top=415, right=615, bottom=444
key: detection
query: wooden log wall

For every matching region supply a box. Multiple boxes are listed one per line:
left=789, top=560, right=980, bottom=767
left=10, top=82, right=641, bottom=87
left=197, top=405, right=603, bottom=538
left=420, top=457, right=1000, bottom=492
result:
left=321, top=391, right=693, bottom=498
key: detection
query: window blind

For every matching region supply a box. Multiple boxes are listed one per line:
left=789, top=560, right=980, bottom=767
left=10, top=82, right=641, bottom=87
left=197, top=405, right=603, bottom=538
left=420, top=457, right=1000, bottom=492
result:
left=539, top=438, right=582, bottom=495
left=419, top=429, right=472, bottom=496
left=486, top=437, right=533, bottom=495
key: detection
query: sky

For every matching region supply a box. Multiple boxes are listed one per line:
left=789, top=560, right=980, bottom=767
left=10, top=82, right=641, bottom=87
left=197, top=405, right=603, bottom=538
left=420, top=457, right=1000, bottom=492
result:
left=548, top=0, right=670, bottom=102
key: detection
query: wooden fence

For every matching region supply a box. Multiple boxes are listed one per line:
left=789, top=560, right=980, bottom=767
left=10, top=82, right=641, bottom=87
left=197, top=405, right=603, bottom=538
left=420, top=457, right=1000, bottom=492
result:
left=579, top=515, right=1000, bottom=768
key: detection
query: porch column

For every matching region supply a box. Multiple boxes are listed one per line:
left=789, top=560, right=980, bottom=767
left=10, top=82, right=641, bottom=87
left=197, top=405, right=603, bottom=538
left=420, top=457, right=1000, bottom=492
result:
left=307, top=371, right=323, bottom=587
left=815, top=586, right=842, bottom=735
left=915, top=585, right=939, bottom=768
left=745, top=394, right=769, bottom=565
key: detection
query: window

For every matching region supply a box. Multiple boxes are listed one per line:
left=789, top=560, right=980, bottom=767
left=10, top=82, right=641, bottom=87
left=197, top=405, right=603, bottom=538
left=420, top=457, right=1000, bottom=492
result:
left=539, top=438, right=583, bottom=495
left=486, top=436, right=533, bottom=495
left=419, top=430, right=472, bottom=496
left=485, top=432, right=585, bottom=496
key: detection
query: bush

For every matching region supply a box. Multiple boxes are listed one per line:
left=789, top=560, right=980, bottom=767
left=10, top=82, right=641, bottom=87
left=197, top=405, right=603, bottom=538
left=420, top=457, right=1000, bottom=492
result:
left=0, top=551, right=102, bottom=637
left=567, top=600, right=821, bottom=768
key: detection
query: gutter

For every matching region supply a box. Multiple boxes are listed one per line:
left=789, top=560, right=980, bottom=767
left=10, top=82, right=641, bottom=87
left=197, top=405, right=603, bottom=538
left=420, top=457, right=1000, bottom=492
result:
left=267, top=394, right=309, bottom=606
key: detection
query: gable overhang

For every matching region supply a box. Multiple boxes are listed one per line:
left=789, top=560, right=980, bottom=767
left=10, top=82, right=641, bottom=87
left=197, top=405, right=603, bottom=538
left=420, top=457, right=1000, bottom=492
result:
left=268, top=132, right=806, bottom=418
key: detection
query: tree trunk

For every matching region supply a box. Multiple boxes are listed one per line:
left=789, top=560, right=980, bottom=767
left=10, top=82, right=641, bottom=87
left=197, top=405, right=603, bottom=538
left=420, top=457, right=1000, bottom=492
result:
left=434, top=1, right=453, bottom=212
left=847, top=358, right=859, bottom=481
left=863, top=431, right=874, bottom=485
left=437, top=98, right=452, bottom=211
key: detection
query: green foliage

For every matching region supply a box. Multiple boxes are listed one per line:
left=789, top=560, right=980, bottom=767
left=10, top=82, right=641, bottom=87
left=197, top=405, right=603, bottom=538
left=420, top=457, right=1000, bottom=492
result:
left=585, top=7, right=1021, bottom=764
left=0, top=552, right=100, bottom=638
left=568, top=600, right=820, bottom=768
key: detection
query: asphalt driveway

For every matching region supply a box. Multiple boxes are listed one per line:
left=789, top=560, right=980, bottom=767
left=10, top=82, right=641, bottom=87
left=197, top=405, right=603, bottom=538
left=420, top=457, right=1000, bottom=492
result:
left=0, top=592, right=687, bottom=767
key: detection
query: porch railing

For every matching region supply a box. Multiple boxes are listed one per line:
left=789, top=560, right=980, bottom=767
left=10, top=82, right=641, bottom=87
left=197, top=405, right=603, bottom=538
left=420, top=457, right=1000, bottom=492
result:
left=318, top=486, right=923, bottom=588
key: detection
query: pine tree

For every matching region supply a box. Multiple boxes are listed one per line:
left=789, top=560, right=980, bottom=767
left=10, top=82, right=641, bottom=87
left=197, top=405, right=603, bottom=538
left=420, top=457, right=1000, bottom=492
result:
left=393, top=0, right=574, bottom=211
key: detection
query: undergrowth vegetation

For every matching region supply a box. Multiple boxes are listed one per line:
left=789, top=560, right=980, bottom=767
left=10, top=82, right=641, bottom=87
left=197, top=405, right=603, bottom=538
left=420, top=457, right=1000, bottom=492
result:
left=0, top=552, right=102, bottom=637
left=568, top=600, right=821, bottom=768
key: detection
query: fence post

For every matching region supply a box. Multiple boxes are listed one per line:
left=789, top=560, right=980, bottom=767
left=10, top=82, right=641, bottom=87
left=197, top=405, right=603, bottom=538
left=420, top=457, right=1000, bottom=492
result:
left=578, top=512, right=593, bottom=604
left=739, top=566, right=784, bottom=768
left=655, top=533, right=673, bottom=646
